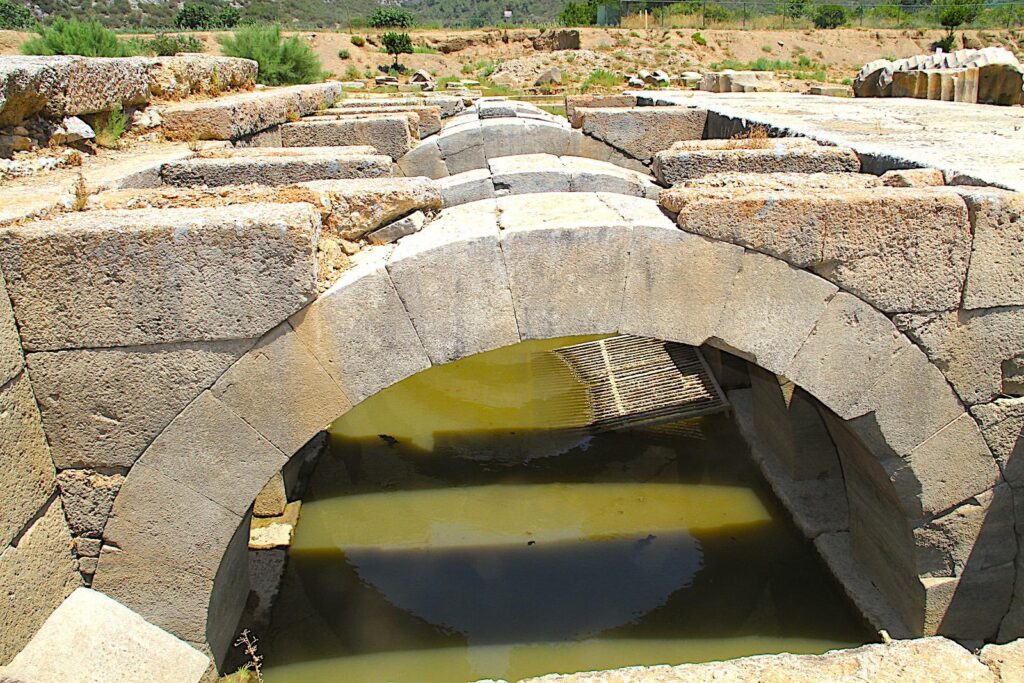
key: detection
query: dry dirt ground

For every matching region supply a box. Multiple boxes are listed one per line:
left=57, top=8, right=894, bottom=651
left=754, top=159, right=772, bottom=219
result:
left=2, top=27, right=1023, bottom=89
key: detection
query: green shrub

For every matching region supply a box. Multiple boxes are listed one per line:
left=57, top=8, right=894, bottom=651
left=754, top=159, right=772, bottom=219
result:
left=342, top=65, right=361, bottom=80
left=780, top=0, right=808, bottom=19
left=560, top=0, right=600, bottom=26
left=0, top=0, right=33, bottom=30
left=350, top=34, right=365, bottom=47
left=175, top=3, right=213, bottom=29
left=21, top=18, right=143, bottom=57
left=381, top=31, right=412, bottom=67
left=813, top=4, right=848, bottom=28
left=936, top=0, right=983, bottom=33
left=338, top=48, right=350, bottom=59
left=95, top=104, right=127, bottom=148
left=134, top=33, right=205, bottom=56
left=580, top=69, right=620, bottom=92
left=691, top=31, right=706, bottom=46
left=218, top=25, right=325, bottom=86
left=218, top=6, right=240, bottom=28
left=368, top=7, right=414, bottom=28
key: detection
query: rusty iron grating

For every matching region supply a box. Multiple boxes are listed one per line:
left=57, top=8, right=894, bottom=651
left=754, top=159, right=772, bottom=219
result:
left=537, top=335, right=729, bottom=433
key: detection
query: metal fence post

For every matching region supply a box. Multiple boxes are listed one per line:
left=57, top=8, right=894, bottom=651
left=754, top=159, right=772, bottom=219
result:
left=702, top=0, right=707, bottom=28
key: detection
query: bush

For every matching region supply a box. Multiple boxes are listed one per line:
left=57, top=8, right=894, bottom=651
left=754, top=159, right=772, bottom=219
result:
left=560, top=0, right=600, bottom=26
left=175, top=3, right=213, bottom=29
left=342, top=65, right=361, bottom=80
left=703, top=3, right=730, bottom=22
left=381, top=31, right=412, bottom=67
left=218, top=25, right=325, bottom=86
left=135, top=33, right=205, bottom=56
left=94, top=104, right=127, bottom=148
left=21, top=18, right=142, bottom=57
left=936, top=0, right=983, bottom=32
left=350, top=34, right=365, bottom=47
left=813, top=4, right=848, bottom=28
left=218, top=6, right=240, bottom=28
left=580, top=68, right=620, bottom=92
left=338, top=48, right=350, bottom=59
left=691, top=31, right=706, bottom=46
left=368, top=7, right=414, bottom=28
left=781, top=0, right=808, bottom=19
left=0, top=0, right=33, bottom=30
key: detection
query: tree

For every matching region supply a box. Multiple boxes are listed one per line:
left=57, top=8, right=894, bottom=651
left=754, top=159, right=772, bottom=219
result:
left=781, top=0, right=808, bottom=19
left=369, top=7, right=414, bottom=28
left=0, top=0, right=33, bottom=30
left=935, top=0, right=983, bottom=35
left=175, top=3, right=213, bottom=29
left=381, top=31, right=412, bottom=68
left=560, top=0, right=599, bottom=25
left=217, top=6, right=240, bottom=28
left=813, top=3, right=848, bottom=27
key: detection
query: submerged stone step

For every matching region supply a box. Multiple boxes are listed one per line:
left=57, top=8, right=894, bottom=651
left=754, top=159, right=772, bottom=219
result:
left=160, top=149, right=392, bottom=187
left=280, top=113, right=418, bottom=161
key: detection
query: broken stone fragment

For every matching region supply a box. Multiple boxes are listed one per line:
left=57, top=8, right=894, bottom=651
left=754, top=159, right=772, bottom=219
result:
left=48, top=116, right=95, bottom=146
left=534, top=67, right=562, bottom=86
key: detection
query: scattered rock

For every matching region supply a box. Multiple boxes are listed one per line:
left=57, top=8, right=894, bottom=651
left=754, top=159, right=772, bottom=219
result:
left=368, top=210, right=427, bottom=245
left=411, top=69, right=432, bottom=83
left=532, top=29, right=580, bottom=51
left=49, top=116, right=95, bottom=146
left=534, top=67, right=562, bottom=86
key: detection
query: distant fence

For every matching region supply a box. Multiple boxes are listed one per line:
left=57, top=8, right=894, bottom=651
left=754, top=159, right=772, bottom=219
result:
left=616, top=0, right=1024, bottom=29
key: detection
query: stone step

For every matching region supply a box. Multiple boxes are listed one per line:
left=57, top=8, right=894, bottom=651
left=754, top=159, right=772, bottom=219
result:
left=280, top=113, right=418, bottom=161
left=570, top=105, right=708, bottom=163
left=325, top=94, right=466, bottom=118
left=160, top=82, right=345, bottom=141
left=311, top=104, right=442, bottom=137
left=160, top=150, right=391, bottom=187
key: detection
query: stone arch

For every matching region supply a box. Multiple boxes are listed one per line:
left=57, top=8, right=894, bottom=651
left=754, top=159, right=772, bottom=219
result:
left=90, top=192, right=1009, bottom=667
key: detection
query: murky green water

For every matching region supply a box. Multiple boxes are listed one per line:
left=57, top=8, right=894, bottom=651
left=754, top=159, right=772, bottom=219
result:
left=261, top=337, right=872, bottom=683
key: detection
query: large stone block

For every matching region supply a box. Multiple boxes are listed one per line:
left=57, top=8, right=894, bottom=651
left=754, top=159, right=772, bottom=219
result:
left=980, top=639, right=1024, bottom=680
left=480, top=118, right=572, bottom=163
left=785, top=292, right=908, bottom=418
left=971, top=397, right=1024, bottom=485
left=563, top=156, right=659, bottom=198
left=290, top=253, right=430, bottom=404
left=0, top=373, right=55, bottom=549
left=0, top=276, right=23, bottom=387
left=564, top=94, right=637, bottom=123
left=280, top=114, right=417, bottom=161
left=0, top=498, right=79, bottom=664
left=55, top=470, right=123, bottom=540
left=576, top=106, right=708, bottom=163
left=316, top=104, right=442, bottom=137
left=958, top=188, right=1024, bottom=309
left=438, top=168, right=495, bottom=207
left=1, top=587, right=209, bottom=683
left=923, top=561, right=1015, bottom=640
left=326, top=95, right=464, bottom=119
left=498, top=193, right=630, bottom=339
left=160, top=82, right=344, bottom=141
left=387, top=201, right=518, bottom=364
left=397, top=137, right=449, bottom=179
left=489, top=153, right=570, bottom=195
left=913, top=484, right=1016, bottom=577
left=664, top=187, right=971, bottom=313
left=437, top=123, right=486, bottom=175
left=27, top=340, right=250, bottom=470
left=296, top=177, right=442, bottom=240
left=147, top=54, right=256, bottom=100
left=895, top=308, right=1024, bottom=406
left=160, top=152, right=392, bottom=187
left=713, top=251, right=838, bottom=376
left=620, top=223, right=743, bottom=346
left=653, top=138, right=859, bottom=185
left=211, top=324, right=351, bottom=457
left=0, top=203, right=320, bottom=351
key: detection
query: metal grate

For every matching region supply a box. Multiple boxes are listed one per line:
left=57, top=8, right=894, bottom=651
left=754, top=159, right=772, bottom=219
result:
left=536, top=335, right=730, bottom=433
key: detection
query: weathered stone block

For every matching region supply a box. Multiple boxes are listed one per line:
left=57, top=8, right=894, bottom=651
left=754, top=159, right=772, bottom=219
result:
left=438, top=168, right=495, bottom=207
left=211, top=324, right=350, bottom=457
left=563, top=156, right=657, bottom=198
left=438, top=123, right=486, bottom=175
left=397, top=137, right=449, bottom=179
left=971, top=397, right=1024, bottom=485
left=297, top=177, right=442, bottom=240
left=881, top=168, right=946, bottom=187
left=489, top=153, right=570, bottom=195
left=0, top=203, right=320, bottom=351
left=253, top=472, right=287, bottom=518
left=958, top=188, right=1024, bottom=309
left=653, top=138, right=859, bottom=185
left=565, top=94, right=637, bottom=123
left=922, top=561, right=1014, bottom=641
left=576, top=106, right=708, bottom=163
left=27, top=340, right=250, bottom=470
left=480, top=118, right=572, bottom=163
left=2, top=587, right=209, bottom=683
left=498, top=193, right=629, bottom=339
left=160, top=82, right=344, bottom=141
left=147, top=54, right=256, bottom=100
left=564, top=129, right=649, bottom=174
left=0, top=276, right=23, bottom=387
left=368, top=210, right=426, bottom=245
left=160, top=152, right=392, bottom=187
left=316, top=104, right=442, bottom=137
left=387, top=201, right=519, bottom=364
left=55, top=470, right=123, bottom=540
left=0, top=373, right=55, bottom=549
left=280, top=114, right=417, bottom=161
left=913, top=484, right=1016, bottom=577
left=0, top=498, right=79, bottom=664
left=714, top=251, right=838, bottom=376
left=980, top=639, right=1024, bottom=680
left=290, top=253, right=430, bottom=404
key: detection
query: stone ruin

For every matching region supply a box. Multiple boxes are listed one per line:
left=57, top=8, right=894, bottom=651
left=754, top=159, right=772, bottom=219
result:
left=0, top=60, right=1023, bottom=683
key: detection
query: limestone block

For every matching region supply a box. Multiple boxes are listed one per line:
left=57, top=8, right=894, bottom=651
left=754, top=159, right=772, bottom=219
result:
left=325, top=95, right=464, bottom=119
left=565, top=94, right=637, bottom=123
left=981, top=639, right=1024, bottom=680
left=480, top=119, right=571, bottom=163
left=55, top=470, right=123, bottom=540
left=290, top=253, right=431, bottom=404
left=2, top=587, right=208, bottom=683
left=673, top=171, right=880, bottom=191
left=562, top=156, right=655, bottom=198
left=913, top=484, right=1015, bottom=578
left=894, top=308, right=1024, bottom=405
left=438, top=168, right=495, bottom=207
left=160, top=153, right=392, bottom=187
left=665, top=187, right=970, bottom=313
left=280, top=114, right=417, bottom=161
left=253, top=472, right=287, bottom=517
left=0, top=498, right=79, bottom=664
left=489, top=154, right=570, bottom=195
left=881, top=168, right=946, bottom=187
left=0, top=203, right=320, bottom=351
left=0, top=277, right=23, bottom=387
left=0, top=374, right=55, bottom=549
left=958, top=188, right=1024, bottom=309
left=498, top=193, right=630, bottom=339
left=27, top=341, right=250, bottom=470
left=521, top=637, right=995, bottom=683
left=653, top=139, right=859, bottom=185
left=368, top=210, right=426, bottom=245
left=438, top=123, right=488, bottom=175
left=211, top=324, right=351, bottom=457
left=714, top=251, right=838, bottom=376
left=597, top=193, right=675, bottom=230
left=785, top=293, right=908, bottom=419
left=576, top=106, right=708, bottom=163
left=387, top=201, right=518, bottom=364
left=922, top=561, right=1014, bottom=641
left=297, top=177, right=442, bottom=240
left=564, top=129, right=650, bottom=174
left=398, top=137, right=449, bottom=179
left=147, top=54, right=256, bottom=100
left=313, top=104, right=442, bottom=137
left=971, top=397, right=1024, bottom=485
left=977, top=63, right=1024, bottom=106
left=160, top=82, right=344, bottom=141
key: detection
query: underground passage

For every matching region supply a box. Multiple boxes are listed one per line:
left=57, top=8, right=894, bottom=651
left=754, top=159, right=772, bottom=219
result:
left=233, top=336, right=876, bottom=681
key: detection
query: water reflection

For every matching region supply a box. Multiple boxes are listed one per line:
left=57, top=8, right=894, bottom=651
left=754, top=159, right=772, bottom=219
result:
left=260, top=337, right=871, bottom=683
